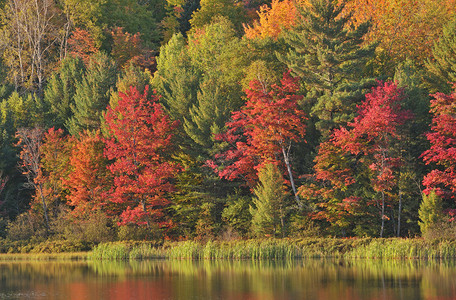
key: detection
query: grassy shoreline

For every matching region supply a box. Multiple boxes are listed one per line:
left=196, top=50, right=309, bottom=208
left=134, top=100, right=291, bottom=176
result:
left=2, top=238, right=456, bottom=261
left=88, top=238, right=456, bottom=260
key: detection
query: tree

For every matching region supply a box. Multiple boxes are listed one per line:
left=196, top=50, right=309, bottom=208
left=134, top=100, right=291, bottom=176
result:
left=425, top=19, right=456, bottom=94
left=152, top=33, right=200, bottom=123
left=279, top=0, right=375, bottom=137
left=244, top=0, right=302, bottom=40
left=422, top=88, right=456, bottom=200
left=323, top=81, right=411, bottom=237
left=418, top=190, right=443, bottom=235
left=66, top=52, right=117, bottom=136
left=184, top=17, right=249, bottom=152
left=213, top=72, right=306, bottom=207
left=63, top=131, right=110, bottom=217
left=67, top=28, right=99, bottom=65
left=250, top=163, right=288, bottom=237
left=43, top=56, right=85, bottom=130
left=38, top=127, right=73, bottom=215
left=189, top=0, right=247, bottom=34
left=346, top=0, right=456, bottom=70
left=104, top=86, right=180, bottom=227
left=0, top=0, right=69, bottom=93
left=110, top=27, right=146, bottom=70
left=15, top=127, right=49, bottom=230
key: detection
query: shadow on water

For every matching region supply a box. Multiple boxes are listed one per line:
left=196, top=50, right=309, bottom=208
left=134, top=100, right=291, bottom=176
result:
left=0, top=259, right=456, bottom=299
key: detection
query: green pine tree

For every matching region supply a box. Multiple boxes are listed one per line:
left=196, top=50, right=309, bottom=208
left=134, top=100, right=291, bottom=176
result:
left=184, top=76, right=228, bottom=150
left=250, top=163, right=289, bottom=237
left=152, top=33, right=201, bottom=123
left=425, top=19, right=456, bottom=94
left=43, top=56, right=85, bottom=130
left=279, top=0, right=375, bottom=137
left=66, top=52, right=117, bottom=136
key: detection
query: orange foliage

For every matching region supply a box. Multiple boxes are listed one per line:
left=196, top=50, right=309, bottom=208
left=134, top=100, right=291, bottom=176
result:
left=111, top=27, right=155, bottom=71
left=345, top=0, right=456, bottom=63
left=68, top=28, right=99, bottom=65
left=63, top=131, right=110, bottom=217
left=244, top=0, right=308, bottom=40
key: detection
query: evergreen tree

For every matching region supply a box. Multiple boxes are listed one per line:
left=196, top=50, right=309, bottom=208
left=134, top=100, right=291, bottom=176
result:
left=425, top=19, right=456, bottom=94
left=418, top=191, right=443, bottom=235
left=43, top=56, right=85, bottom=130
left=66, top=52, right=117, bottom=136
left=279, top=0, right=375, bottom=137
left=250, top=163, right=288, bottom=237
left=185, top=17, right=248, bottom=152
left=152, top=33, right=201, bottom=123
left=184, top=76, right=227, bottom=149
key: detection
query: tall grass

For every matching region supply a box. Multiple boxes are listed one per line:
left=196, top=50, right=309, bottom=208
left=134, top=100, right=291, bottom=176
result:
left=88, top=238, right=456, bottom=261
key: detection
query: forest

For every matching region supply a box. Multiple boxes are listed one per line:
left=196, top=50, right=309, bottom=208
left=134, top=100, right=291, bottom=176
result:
left=0, top=0, right=455, bottom=245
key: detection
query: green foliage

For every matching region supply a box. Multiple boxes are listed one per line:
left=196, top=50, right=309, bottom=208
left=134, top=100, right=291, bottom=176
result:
left=222, top=193, right=252, bottom=237
left=43, top=56, right=85, bottom=130
left=250, top=164, right=289, bottom=237
left=189, top=0, right=247, bottom=34
left=100, top=0, right=166, bottom=49
left=184, top=17, right=248, bottom=152
left=117, top=224, right=163, bottom=241
left=6, top=212, right=48, bottom=241
left=425, top=19, right=456, bottom=94
left=279, top=0, right=375, bottom=137
left=153, top=33, right=200, bottom=122
left=52, top=210, right=116, bottom=244
left=66, top=52, right=117, bottom=136
left=419, top=191, right=444, bottom=236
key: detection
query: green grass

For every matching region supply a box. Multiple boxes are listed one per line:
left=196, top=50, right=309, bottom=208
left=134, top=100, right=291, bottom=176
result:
left=89, top=238, right=456, bottom=260
left=4, top=238, right=456, bottom=261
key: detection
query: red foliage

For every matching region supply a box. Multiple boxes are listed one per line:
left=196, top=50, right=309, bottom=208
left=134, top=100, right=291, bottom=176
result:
left=212, top=71, right=306, bottom=187
left=309, top=81, right=411, bottom=229
left=104, top=86, right=180, bottom=227
left=422, top=89, right=456, bottom=199
left=333, top=81, right=411, bottom=192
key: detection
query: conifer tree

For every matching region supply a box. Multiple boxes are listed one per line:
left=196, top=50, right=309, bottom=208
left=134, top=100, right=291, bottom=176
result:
left=66, top=52, right=117, bottom=136
left=250, top=163, right=288, bottom=237
left=184, top=17, right=247, bottom=152
left=43, top=56, right=85, bottom=130
left=279, top=0, right=375, bottom=137
left=184, top=77, right=227, bottom=149
left=153, top=33, right=201, bottom=123
left=425, top=19, right=456, bottom=94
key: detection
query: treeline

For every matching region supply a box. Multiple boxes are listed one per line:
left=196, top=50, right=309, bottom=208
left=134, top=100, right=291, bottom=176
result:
left=0, top=0, right=455, bottom=243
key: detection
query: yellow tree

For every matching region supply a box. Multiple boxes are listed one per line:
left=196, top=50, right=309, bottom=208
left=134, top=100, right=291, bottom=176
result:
left=345, top=0, right=456, bottom=67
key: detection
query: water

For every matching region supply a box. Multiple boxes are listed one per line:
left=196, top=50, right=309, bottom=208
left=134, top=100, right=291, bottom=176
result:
left=0, top=259, right=455, bottom=299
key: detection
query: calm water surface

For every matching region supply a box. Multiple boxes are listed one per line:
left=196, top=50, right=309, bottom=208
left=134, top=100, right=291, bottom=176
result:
left=0, top=259, right=455, bottom=300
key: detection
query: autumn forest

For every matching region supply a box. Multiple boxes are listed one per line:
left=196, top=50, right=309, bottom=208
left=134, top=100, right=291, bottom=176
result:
left=0, top=0, right=455, bottom=244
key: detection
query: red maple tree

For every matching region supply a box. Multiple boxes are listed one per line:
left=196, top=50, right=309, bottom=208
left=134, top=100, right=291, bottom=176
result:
left=422, top=88, right=456, bottom=200
left=104, top=86, right=180, bottom=227
left=212, top=72, right=306, bottom=206
left=312, top=81, right=411, bottom=236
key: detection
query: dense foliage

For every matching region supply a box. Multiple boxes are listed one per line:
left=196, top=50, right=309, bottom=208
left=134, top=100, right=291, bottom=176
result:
left=0, top=0, right=455, bottom=243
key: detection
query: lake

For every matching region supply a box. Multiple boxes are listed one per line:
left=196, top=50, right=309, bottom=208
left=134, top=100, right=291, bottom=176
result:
left=0, top=259, right=455, bottom=299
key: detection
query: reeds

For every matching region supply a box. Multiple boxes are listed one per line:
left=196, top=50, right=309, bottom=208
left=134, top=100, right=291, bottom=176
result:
left=88, top=238, right=456, bottom=261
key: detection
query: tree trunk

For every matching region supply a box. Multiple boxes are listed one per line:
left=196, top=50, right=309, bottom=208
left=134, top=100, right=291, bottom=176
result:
left=398, top=188, right=402, bottom=237
left=380, top=190, right=385, bottom=238
left=281, top=144, right=302, bottom=209
left=37, top=183, right=49, bottom=234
